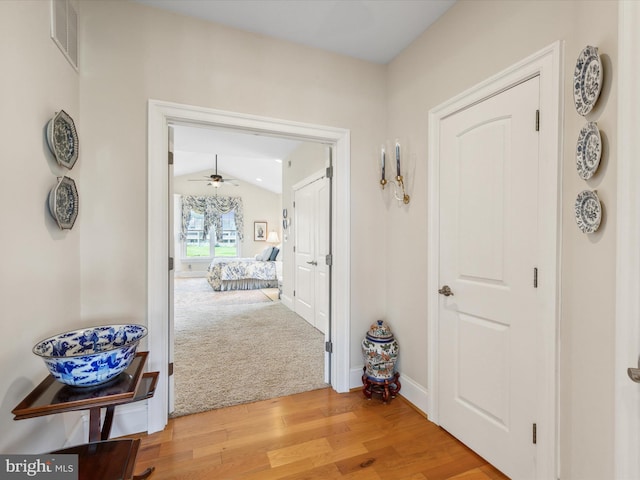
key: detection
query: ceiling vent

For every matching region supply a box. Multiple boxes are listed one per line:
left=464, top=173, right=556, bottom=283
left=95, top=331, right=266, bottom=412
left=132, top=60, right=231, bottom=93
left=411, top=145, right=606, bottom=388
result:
left=51, top=0, right=78, bottom=70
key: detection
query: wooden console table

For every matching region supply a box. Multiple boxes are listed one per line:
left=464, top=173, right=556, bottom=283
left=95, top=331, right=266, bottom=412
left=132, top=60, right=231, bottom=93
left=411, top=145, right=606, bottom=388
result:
left=50, top=439, right=153, bottom=480
left=13, top=352, right=158, bottom=442
left=12, top=352, right=158, bottom=479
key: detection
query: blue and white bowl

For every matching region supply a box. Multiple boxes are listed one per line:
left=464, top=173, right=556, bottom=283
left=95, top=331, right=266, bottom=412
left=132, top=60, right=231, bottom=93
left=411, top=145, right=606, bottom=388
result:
left=33, top=324, right=147, bottom=387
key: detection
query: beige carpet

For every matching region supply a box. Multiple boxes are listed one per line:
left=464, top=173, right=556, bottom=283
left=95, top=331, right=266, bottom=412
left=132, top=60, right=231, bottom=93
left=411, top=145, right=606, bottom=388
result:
left=174, top=277, right=275, bottom=306
left=172, top=278, right=327, bottom=417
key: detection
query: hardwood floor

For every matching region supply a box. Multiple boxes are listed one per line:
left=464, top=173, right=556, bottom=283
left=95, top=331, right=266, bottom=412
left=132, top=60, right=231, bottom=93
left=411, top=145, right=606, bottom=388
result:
left=131, top=388, right=509, bottom=480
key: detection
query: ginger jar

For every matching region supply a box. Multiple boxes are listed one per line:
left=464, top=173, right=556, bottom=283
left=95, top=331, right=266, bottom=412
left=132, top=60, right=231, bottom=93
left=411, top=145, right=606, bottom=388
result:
left=361, top=320, right=399, bottom=381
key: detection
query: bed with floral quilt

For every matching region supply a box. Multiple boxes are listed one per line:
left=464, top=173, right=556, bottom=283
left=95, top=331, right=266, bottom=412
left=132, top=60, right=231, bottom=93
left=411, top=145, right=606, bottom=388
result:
left=206, top=246, right=280, bottom=291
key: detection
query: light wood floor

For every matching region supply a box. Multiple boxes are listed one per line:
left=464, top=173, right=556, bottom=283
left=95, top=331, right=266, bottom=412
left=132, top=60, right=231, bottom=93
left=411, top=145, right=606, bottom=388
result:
left=132, top=388, right=509, bottom=480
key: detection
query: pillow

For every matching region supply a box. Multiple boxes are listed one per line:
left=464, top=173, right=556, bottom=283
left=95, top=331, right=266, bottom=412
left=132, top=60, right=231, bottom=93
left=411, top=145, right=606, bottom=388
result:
left=259, top=246, right=273, bottom=261
left=268, top=247, right=280, bottom=261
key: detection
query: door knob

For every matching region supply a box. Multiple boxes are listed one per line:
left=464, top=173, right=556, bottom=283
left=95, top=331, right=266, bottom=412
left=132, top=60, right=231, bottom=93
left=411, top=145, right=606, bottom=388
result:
left=306, top=260, right=318, bottom=266
left=438, top=285, right=454, bottom=297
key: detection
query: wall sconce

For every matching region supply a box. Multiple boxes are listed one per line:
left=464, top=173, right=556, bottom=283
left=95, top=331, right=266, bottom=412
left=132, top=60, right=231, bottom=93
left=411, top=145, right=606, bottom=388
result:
left=380, top=140, right=410, bottom=205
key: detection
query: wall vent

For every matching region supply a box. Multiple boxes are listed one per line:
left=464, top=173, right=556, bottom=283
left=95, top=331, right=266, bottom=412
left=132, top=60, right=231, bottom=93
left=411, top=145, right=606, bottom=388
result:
left=51, top=0, right=78, bottom=70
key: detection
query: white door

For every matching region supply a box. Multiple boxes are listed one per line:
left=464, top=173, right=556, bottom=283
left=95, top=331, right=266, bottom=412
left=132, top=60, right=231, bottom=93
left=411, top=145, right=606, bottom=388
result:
left=438, top=76, right=540, bottom=479
left=294, top=181, right=316, bottom=326
left=294, top=171, right=330, bottom=335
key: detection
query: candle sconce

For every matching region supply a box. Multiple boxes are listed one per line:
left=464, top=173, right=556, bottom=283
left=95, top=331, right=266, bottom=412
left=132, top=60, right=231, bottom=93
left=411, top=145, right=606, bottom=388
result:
left=380, top=140, right=410, bottom=205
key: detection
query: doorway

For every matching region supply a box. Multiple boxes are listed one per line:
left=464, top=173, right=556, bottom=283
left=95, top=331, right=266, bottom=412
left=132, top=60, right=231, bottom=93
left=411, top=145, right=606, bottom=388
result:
left=147, top=101, right=351, bottom=434
left=428, top=42, right=561, bottom=479
left=170, top=126, right=331, bottom=415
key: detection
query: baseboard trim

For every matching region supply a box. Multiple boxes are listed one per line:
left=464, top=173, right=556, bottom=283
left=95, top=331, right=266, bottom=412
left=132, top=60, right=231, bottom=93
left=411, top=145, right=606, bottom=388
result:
left=281, top=294, right=294, bottom=310
left=349, top=367, right=429, bottom=417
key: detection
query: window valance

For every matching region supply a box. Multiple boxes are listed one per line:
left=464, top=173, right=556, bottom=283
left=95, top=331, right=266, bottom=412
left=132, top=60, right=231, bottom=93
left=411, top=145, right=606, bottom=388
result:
left=180, top=195, right=244, bottom=242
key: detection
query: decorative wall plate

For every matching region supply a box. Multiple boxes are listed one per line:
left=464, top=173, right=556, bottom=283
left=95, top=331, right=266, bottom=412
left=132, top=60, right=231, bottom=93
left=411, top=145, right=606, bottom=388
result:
left=46, top=110, right=79, bottom=169
left=573, top=45, right=603, bottom=116
left=575, top=190, right=602, bottom=234
left=48, top=176, right=79, bottom=230
left=576, top=122, right=602, bottom=180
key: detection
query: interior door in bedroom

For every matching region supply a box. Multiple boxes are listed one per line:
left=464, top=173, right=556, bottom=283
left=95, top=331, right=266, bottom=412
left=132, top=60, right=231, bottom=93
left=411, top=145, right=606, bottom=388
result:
left=438, top=76, right=540, bottom=479
left=293, top=169, right=330, bottom=335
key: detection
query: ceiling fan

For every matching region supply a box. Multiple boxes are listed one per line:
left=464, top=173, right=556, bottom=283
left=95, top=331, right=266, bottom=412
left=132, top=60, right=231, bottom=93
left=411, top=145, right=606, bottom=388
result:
left=188, top=154, right=238, bottom=187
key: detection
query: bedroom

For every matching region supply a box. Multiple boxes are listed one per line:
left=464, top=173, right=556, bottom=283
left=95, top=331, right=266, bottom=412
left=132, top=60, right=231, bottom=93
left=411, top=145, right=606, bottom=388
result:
left=171, top=124, right=330, bottom=414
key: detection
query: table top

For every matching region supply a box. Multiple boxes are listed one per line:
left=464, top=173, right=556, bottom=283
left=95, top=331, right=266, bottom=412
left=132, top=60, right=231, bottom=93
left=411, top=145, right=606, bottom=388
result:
left=12, top=352, right=150, bottom=420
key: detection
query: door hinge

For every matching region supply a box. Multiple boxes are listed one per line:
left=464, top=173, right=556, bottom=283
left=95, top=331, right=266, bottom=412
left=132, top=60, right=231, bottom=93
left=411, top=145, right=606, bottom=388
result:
left=533, top=423, right=537, bottom=444
left=325, top=254, right=333, bottom=266
left=293, top=201, right=296, bottom=208
left=168, top=362, right=174, bottom=376
left=535, top=109, right=540, bottom=132
left=326, top=166, right=334, bottom=179
left=533, top=267, right=538, bottom=288
left=325, top=341, right=333, bottom=353
left=293, top=290, right=296, bottom=297
left=168, top=150, right=174, bottom=165
left=169, top=257, right=174, bottom=271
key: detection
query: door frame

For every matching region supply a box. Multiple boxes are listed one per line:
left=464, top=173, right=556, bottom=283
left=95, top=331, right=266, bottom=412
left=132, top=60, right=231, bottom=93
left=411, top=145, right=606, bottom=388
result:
left=146, top=100, right=351, bottom=434
left=427, top=41, right=562, bottom=479
left=615, top=2, right=640, bottom=478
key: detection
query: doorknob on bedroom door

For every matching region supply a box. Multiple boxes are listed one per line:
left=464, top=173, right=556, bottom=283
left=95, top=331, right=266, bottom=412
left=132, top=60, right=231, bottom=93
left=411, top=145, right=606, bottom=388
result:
left=438, top=285, right=454, bottom=296
left=306, top=260, right=318, bottom=266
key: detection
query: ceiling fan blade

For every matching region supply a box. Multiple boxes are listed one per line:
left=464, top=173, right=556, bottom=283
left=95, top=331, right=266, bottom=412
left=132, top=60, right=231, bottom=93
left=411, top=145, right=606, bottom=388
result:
left=188, top=179, right=211, bottom=182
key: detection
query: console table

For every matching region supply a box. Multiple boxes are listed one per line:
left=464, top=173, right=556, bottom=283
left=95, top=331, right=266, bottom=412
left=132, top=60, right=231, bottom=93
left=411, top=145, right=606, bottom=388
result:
left=12, top=352, right=158, bottom=479
left=50, top=439, right=152, bottom=480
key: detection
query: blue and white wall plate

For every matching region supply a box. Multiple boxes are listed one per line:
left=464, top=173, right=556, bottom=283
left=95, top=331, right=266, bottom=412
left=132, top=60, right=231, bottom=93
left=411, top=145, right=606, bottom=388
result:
left=48, top=176, right=78, bottom=230
left=576, top=122, right=602, bottom=180
left=46, top=109, right=79, bottom=169
left=575, top=190, right=602, bottom=234
left=573, top=45, right=603, bottom=116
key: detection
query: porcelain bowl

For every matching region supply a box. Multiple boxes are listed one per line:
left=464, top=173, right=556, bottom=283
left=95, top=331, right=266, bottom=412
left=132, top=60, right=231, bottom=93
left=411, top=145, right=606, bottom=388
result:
left=32, top=324, right=147, bottom=387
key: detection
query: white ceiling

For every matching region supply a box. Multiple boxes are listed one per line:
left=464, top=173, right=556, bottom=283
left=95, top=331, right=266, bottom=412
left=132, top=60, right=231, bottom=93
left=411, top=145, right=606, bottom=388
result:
left=133, top=0, right=456, bottom=64
left=146, top=0, right=456, bottom=194
left=173, top=125, right=302, bottom=194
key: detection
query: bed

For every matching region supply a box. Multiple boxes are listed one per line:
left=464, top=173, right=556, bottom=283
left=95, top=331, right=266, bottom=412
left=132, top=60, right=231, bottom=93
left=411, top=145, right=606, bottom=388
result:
left=206, top=246, right=281, bottom=291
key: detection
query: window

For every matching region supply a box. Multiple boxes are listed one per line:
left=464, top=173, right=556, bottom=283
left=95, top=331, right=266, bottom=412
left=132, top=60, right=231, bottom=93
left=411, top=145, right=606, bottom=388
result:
left=185, top=211, right=211, bottom=257
left=184, top=210, right=238, bottom=258
left=215, top=212, right=237, bottom=257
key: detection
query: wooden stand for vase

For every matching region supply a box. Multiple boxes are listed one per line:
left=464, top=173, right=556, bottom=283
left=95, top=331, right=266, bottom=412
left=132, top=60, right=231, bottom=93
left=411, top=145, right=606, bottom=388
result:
left=362, top=367, right=401, bottom=403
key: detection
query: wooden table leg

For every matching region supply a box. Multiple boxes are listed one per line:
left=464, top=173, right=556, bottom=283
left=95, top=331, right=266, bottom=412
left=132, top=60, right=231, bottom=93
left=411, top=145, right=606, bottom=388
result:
left=88, top=407, right=101, bottom=443
left=133, top=466, right=156, bottom=479
left=101, top=406, right=115, bottom=440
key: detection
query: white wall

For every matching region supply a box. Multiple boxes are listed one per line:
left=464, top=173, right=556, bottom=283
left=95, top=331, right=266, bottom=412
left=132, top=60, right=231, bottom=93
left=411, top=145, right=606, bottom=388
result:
left=386, top=1, right=617, bottom=479
left=0, top=1, right=83, bottom=453
left=1, top=2, right=622, bottom=477
left=79, top=0, right=387, bottom=382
